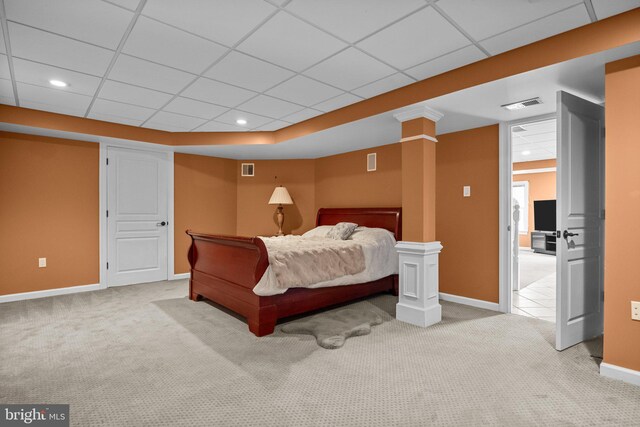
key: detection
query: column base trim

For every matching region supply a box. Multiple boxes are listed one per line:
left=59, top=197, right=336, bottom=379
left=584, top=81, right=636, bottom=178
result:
left=396, top=301, right=442, bottom=327
left=439, top=292, right=501, bottom=312
left=600, top=362, right=640, bottom=387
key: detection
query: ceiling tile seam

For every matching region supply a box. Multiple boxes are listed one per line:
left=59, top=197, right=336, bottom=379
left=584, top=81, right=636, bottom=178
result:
left=138, top=7, right=286, bottom=128
left=398, top=43, right=479, bottom=77
left=429, top=3, right=491, bottom=58
left=474, top=2, right=592, bottom=45
left=583, top=0, right=598, bottom=22
left=0, top=0, right=20, bottom=106
left=5, top=20, right=120, bottom=52
left=100, top=0, right=137, bottom=12
left=278, top=4, right=428, bottom=83
left=83, top=0, right=148, bottom=118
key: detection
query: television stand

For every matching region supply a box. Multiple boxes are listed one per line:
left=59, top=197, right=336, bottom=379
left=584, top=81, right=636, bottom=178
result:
left=531, top=231, right=556, bottom=255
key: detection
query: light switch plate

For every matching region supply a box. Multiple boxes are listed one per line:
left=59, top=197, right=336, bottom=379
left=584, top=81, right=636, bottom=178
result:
left=38, top=257, right=46, bottom=268
left=632, top=301, right=640, bottom=321
left=463, top=186, right=471, bottom=197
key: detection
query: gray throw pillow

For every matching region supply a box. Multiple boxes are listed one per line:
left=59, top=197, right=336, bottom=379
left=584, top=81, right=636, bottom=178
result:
left=326, top=222, right=358, bottom=240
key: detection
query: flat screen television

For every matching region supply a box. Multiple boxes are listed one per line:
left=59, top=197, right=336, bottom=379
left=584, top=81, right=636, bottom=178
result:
left=534, top=200, right=556, bottom=232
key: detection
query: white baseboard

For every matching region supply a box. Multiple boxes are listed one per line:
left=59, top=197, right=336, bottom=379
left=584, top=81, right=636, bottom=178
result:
left=0, top=283, right=102, bottom=304
left=600, top=362, right=640, bottom=387
left=439, top=292, right=501, bottom=312
left=171, top=273, right=190, bottom=280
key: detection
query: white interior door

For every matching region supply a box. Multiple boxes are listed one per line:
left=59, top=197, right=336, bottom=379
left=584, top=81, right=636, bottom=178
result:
left=107, top=147, right=169, bottom=286
left=556, top=91, right=605, bottom=351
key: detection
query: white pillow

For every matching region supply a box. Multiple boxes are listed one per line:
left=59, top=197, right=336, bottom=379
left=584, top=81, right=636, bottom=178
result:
left=326, top=222, right=359, bottom=240
left=301, top=225, right=333, bottom=238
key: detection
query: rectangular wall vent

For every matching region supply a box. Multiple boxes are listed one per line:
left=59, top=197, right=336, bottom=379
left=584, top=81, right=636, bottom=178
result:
left=241, top=163, right=254, bottom=177
left=367, top=153, right=377, bottom=172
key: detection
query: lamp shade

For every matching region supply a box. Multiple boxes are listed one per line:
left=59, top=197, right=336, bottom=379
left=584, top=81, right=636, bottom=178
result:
left=268, top=186, right=294, bottom=205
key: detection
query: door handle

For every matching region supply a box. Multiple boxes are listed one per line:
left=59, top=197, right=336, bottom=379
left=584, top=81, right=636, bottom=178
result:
left=156, top=221, right=167, bottom=227
left=563, top=230, right=578, bottom=239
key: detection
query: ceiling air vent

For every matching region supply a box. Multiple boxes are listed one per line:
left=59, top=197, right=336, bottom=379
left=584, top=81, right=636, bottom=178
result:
left=501, top=97, right=542, bottom=111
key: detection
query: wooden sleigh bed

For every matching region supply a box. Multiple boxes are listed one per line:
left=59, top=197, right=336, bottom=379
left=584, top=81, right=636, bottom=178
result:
left=186, top=207, right=401, bottom=336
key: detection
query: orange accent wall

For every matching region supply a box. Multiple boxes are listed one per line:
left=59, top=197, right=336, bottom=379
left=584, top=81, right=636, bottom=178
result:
left=236, top=160, right=316, bottom=237
left=174, top=153, right=237, bottom=275
left=315, top=143, right=402, bottom=210
left=603, top=55, right=640, bottom=372
left=436, top=125, right=500, bottom=303
left=0, top=132, right=99, bottom=295
left=513, top=160, right=557, bottom=248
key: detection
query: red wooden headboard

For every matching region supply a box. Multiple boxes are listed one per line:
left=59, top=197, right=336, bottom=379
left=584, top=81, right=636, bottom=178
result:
left=315, top=208, right=402, bottom=241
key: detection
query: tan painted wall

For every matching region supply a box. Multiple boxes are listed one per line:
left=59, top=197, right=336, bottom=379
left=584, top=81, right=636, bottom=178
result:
left=436, top=125, right=500, bottom=303
left=0, top=132, right=99, bottom=295
left=174, top=153, right=237, bottom=275
left=603, top=55, right=640, bottom=372
left=315, top=143, right=402, bottom=210
left=513, top=160, right=557, bottom=248
left=236, top=160, right=316, bottom=237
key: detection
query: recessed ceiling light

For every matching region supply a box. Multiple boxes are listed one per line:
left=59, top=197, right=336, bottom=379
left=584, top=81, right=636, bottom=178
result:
left=501, top=97, right=542, bottom=111
left=236, top=119, right=247, bottom=125
left=522, top=150, right=531, bottom=156
left=49, top=79, right=68, bottom=87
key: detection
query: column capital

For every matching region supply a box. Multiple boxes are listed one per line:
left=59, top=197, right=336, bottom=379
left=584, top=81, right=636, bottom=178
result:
left=393, top=105, right=444, bottom=123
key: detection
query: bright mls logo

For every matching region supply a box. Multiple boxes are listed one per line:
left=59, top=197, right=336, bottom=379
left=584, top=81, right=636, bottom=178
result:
left=0, top=405, right=68, bottom=427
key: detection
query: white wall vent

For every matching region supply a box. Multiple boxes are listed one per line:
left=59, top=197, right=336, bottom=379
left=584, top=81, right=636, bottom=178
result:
left=241, top=163, right=254, bottom=177
left=367, top=153, right=377, bottom=172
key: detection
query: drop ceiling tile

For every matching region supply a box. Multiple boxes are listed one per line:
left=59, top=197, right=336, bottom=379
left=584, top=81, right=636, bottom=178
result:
left=148, top=111, right=206, bottom=131
left=266, top=75, right=342, bottom=106
left=5, top=0, right=133, bottom=49
left=405, top=45, right=486, bottom=80
left=304, top=48, right=395, bottom=91
left=163, top=97, right=228, bottom=120
left=9, top=23, right=114, bottom=77
left=0, top=96, right=16, bottom=106
left=0, top=25, right=5, bottom=54
left=357, top=7, right=470, bottom=70
left=237, top=12, right=347, bottom=72
left=88, top=112, right=144, bottom=127
left=109, top=54, right=193, bottom=93
left=204, top=51, right=294, bottom=92
left=12, top=58, right=101, bottom=96
left=193, top=121, right=246, bottom=132
left=143, top=121, right=191, bottom=132
left=90, top=98, right=156, bottom=121
left=0, top=55, right=10, bottom=79
left=352, top=73, right=414, bottom=98
left=215, top=110, right=273, bottom=129
left=236, top=95, right=302, bottom=119
left=281, top=108, right=323, bottom=123
left=255, top=120, right=290, bottom=131
left=0, top=79, right=15, bottom=101
left=142, top=0, right=276, bottom=46
left=285, top=0, right=426, bottom=43
left=480, top=5, right=591, bottom=55
left=313, top=93, right=362, bottom=112
left=591, top=0, right=640, bottom=20
left=436, top=0, right=583, bottom=41
left=123, top=17, right=227, bottom=74
left=17, top=82, right=92, bottom=116
left=105, top=0, right=141, bottom=11
left=98, top=80, right=173, bottom=109
left=182, top=77, right=257, bottom=107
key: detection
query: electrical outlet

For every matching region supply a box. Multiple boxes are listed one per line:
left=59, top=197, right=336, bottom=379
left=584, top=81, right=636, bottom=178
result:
left=632, top=301, right=640, bottom=321
left=38, top=258, right=46, bottom=268
left=463, top=186, right=471, bottom=197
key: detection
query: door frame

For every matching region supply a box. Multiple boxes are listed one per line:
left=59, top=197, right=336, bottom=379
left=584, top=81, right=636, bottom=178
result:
left=499, top=112, right=557, bottom=313
left=99, top=139, right=175, bottom=289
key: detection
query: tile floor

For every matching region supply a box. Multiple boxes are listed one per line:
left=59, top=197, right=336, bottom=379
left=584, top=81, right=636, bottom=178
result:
left=513, top=272, right=556, bottom=323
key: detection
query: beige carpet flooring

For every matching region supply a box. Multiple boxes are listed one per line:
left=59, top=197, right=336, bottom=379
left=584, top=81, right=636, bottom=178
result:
left=1, top=280, right=639, bottom=426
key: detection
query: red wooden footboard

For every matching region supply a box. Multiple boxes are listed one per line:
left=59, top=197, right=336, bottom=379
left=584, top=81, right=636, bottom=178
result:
left=186, top=207, right=401, bottom=336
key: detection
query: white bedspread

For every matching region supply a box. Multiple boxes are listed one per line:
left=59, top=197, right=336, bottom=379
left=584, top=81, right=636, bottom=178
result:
left=253, top=227, right=399, bottom=296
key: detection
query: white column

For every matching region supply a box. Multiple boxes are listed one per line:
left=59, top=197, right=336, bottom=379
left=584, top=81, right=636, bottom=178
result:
left=395, top=241, right=443, bottom=327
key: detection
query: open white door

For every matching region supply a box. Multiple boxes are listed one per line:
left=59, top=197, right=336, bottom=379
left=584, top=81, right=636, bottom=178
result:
left=107, top=147, right=169, bottom=287
left=556, top=91, right=605, bottom=351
